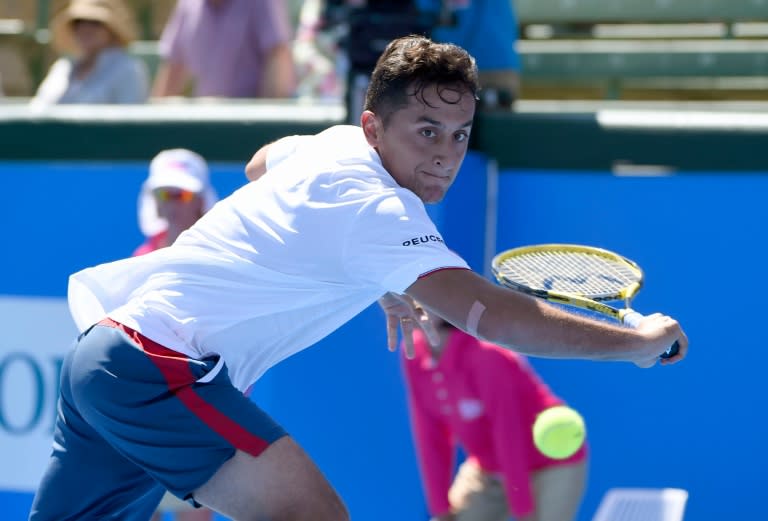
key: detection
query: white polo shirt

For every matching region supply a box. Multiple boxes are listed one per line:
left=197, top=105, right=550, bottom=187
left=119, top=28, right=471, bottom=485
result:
left=69, top=125, right=469, bottom=391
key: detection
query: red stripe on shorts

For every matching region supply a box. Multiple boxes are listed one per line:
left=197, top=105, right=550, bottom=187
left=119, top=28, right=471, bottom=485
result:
left=99, top=318, right=270, bottom=457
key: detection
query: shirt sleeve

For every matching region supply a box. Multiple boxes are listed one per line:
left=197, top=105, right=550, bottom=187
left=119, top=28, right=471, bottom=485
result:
left=266, top=135, right=310, bottom=170
left=343, top=190, right=469, bottom=293
left=402, top=356, right=455, bottom=516
left=474, top=348, right=537, bottom=517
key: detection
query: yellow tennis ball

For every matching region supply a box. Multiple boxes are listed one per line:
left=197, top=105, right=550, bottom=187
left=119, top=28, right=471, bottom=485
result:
left=533, top=405, right=586, bottom=459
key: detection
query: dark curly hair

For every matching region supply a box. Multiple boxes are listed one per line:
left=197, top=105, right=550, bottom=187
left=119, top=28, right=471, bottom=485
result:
left=364, top=35, right=480, bottom=125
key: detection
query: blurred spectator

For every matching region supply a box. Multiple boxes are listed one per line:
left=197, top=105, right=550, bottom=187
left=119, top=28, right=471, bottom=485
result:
left=402, top=312, right=588, bottom=521
left=136, top=148, right=218, bottom=520
left=31, top=0, right=149, bottom=107
left=134, top=148, right=219, bottom=256
left=151, top=0, right=296, bottom=99
left=417, top=0, right=521, bottom=109
left=322, top=0, right=435, bottom=122
left=293, top=0, right=343, bottom=100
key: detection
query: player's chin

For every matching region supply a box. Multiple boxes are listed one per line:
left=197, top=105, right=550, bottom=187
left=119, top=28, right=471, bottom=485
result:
left=421, top=192, right=446, bottom=204
left=419, top=186, right=448, bottom=204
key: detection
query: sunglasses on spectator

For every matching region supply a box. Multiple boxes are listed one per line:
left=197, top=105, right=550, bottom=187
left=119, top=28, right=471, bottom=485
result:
left=153, top=188, right=197, bottom=203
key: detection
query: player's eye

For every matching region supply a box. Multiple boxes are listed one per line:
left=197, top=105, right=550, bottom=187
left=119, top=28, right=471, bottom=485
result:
left=454, top=131, right=469, bottom=143
left=420, top=128, right=437, bottom=138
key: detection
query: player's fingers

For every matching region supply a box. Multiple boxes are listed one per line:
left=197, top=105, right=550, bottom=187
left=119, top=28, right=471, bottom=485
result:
left=404, top=338, right=415, bottom=359
left=633, top=313, right=688, bottom=364
left=386, top=314, right=399, bottom=352
left=401, top=317, right=415, bottom=359
left=417, top=309, right=441, bottom=347
left=655, top=314, right=687, bottom=363
left=420, top=321, right=441, bottom=348
left=661, top=328, right=689, bottom=365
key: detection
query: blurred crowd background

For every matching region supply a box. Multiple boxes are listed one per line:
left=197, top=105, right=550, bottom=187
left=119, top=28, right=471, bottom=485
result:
left=1, top=0, right=766, bottom=112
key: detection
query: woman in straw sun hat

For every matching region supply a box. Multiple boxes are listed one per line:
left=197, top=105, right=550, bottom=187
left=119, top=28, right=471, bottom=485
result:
left=31, top=0, right=149, bottom=107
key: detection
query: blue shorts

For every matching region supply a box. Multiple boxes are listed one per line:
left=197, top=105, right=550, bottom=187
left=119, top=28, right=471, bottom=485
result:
left=29, top=319, right=287, bottom=521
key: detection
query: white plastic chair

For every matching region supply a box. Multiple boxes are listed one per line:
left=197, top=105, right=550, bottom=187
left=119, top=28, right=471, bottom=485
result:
left=591, top=488, right=689, bottom=521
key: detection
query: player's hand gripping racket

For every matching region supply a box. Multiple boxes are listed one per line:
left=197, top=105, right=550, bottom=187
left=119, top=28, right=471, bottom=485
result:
left=491, top=244, right=679, bottom=359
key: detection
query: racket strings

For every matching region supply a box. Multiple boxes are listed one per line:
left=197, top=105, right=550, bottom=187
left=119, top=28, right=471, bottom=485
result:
left=496, top=250, right=641, bottom=298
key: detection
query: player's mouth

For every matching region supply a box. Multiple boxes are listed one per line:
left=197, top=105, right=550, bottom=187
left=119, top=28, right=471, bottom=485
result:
left=422, top=171, right=450, bottom=180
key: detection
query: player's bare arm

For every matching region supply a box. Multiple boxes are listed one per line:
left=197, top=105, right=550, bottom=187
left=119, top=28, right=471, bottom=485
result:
left=245, top=143, right=271, bottom=181
left=403, top=269, right=688, bottom=367
left=246, top=136, right=311, bottom=182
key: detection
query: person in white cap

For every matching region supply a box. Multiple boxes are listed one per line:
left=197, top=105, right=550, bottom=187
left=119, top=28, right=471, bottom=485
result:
left=31, top=0, right=149, bottom=107
left=134, top=148, right=219, bottom=257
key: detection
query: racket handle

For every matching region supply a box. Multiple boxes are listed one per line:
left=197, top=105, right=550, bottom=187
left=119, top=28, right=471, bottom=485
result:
left=622, top=311, right=680, bottom=359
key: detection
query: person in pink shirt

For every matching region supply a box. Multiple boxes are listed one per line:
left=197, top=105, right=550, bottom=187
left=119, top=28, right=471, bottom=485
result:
left=152, top=0, right=295, bottom=98
left=402, top=313, right=588, bottom=521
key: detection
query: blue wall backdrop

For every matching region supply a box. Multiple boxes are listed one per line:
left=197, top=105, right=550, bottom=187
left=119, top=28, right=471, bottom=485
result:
left=495, top=170, right=768, bottom=521
left=2, top=156, right=762, bottom=520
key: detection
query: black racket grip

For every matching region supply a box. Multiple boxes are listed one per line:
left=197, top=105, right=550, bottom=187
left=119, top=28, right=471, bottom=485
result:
left=660, top=341, right=680, bottom=359
left=623, top=312, right=680, bottom=360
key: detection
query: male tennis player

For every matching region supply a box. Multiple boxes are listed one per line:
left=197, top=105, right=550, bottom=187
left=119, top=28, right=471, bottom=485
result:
left=30, top=35, right=688, bottom=521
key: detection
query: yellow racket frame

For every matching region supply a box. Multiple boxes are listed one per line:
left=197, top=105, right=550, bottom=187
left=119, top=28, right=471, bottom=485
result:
left=491, top=243, right=644, bottom=322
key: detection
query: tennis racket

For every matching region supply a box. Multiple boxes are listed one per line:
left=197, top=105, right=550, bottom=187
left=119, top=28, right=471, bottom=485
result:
left=491, top=244, right=679, bottom=359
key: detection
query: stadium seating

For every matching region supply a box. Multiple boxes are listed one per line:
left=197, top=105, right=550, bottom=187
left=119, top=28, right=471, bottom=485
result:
left=514, top=0, right=768, bottom=100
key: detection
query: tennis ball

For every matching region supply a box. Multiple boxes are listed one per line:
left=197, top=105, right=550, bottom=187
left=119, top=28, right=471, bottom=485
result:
left=533, top=405, right=586, bottom=460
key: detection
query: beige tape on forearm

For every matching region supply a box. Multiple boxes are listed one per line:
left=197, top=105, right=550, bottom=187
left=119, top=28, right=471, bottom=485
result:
left=466, top=300, right=486, bottom=337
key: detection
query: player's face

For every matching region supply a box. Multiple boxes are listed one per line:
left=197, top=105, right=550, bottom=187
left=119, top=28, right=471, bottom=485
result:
left=362, top=84, right=475, bottom=204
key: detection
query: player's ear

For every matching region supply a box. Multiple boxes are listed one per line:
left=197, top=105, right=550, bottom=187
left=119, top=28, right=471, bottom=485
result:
left=361, top=110, right=381, bottom=147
